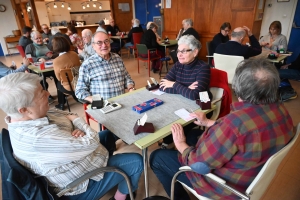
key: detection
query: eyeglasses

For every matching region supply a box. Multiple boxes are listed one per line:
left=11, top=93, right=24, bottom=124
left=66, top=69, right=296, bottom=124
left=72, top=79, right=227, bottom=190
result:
left=93, top=39, right=110, bottom=46
left=34, top=37, right=43, bottom=40
left=176, top=49, right=193, bottom=54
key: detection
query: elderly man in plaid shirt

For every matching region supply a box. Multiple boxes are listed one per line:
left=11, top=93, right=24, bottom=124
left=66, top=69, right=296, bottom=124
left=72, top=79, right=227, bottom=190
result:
left=76, top=31, right=135, bottom=103
left=150, top=59, right=294, bottom=200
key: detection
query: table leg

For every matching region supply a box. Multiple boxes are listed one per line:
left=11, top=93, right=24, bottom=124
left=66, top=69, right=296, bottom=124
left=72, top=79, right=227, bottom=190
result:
left=40, top=72, right=47, bottom=90
left=142, top=148, right=149, bottom=197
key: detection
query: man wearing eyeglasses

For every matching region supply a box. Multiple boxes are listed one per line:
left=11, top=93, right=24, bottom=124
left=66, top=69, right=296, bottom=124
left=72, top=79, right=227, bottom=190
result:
left=41, top=24, right=52, bottom=44
left=75, top=31, right=135, bottom=103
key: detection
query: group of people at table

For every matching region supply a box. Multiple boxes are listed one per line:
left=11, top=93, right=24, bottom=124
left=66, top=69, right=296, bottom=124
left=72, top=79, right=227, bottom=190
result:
left=0, top=17, right=298, bottom=200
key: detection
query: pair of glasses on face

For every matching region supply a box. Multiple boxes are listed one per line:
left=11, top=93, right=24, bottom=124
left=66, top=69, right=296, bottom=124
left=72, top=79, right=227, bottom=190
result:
left=176, top=49, right=193, bottom=54
left=34, top=37, right=43, bottom=40
left=93, top=39, right=110, bottom=46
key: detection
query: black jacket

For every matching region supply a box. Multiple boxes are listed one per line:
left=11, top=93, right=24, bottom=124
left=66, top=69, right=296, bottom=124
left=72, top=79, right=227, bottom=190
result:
left=181, top=27, right=200, bottom=40
left=127, top=26, right=144, bottom=44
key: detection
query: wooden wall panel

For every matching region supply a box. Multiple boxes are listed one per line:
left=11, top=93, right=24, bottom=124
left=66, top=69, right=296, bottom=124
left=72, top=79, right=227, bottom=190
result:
left=194, top=0, right=211, bottom=33
left=209, top=0, right=232, bottom=34
left=110, top=0, right=133, bottom=33
left=231, top=0, right=256, bottom=10
left=164, top=0, right=178, bottom=33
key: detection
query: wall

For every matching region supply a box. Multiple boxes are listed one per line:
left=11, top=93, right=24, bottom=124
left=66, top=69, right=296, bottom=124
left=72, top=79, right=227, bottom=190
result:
left=110, top=0, right=133, bottom=32
left=0, top=0, right=19, bottom=55
left=260, top=0, right=297, bottom=42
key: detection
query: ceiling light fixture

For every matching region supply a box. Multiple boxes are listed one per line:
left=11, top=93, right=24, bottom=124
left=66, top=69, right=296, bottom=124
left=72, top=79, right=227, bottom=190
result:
left=46, top=1, right=71, bottom=11
left=81, top=1, right=103, bottom=10
left=93, top=3, right=96, bottom=8
left=61, top=3, right=64, bottom=8
left=68, top=5, right=71, bottom=10
left=99, top=4, right=102, bottom=9
left=87, top=3, right=90, bottom=8
left=54, top=3, right=57, bottom=8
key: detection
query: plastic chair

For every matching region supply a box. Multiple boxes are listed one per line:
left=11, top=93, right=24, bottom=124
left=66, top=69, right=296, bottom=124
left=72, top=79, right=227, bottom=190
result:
left=1, top=128, right=135, bottom=200
left=170, top=123, right=300, bottom=200
left=128, top=32, right=143, bottom=58
left=16, top=45, right=26, bottom=58
left=136, top=44, right=161, bottom=77
left=213, top=53, right=244, bottom=84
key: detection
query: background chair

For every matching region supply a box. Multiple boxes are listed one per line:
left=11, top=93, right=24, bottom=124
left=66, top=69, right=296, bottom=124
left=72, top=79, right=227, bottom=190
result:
left=206, top=41, right=213, bottom=67
left=136, top=44, right=161, bottom=77
left=128, top=32, right=143, bottom=58
left=213, top=53, right=244, bottom=84
left=1, top=128, right=135, bottom=200
left=170, top=123, right=300, bottom=200
left=16, top=45, right=26, bottom=58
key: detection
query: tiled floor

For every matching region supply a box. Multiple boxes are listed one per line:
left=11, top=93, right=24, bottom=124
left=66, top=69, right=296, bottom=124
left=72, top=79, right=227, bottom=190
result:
left=0, top=53, right=300, bottom=200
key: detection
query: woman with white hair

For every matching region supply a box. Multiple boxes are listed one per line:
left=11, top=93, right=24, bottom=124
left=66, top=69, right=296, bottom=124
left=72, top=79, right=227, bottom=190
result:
left=159, top=35, right=211, bottom=149
left=25, top=31, right=57, bottom=62
left=0, top=73, right=143, bottom=200
left=124, top=18, right=144, bottom=51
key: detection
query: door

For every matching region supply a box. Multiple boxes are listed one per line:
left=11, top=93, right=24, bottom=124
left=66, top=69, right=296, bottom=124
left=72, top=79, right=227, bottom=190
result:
left=287, top=1, right=300, bottom=63
left=134, top=0, right=161, bottom=29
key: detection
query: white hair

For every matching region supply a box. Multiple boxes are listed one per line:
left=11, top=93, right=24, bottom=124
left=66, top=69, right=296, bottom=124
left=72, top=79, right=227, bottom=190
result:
left=146, top=21, right=153, bottom=30
left=178, top=35, right=201, bottom=50
left=133, top=19, right=140, bottom=27
left=30, top=31, right=41, bottom=40
left=0, top=73, right=41, bottom=119
left=51, top=27, right=60, bottom=35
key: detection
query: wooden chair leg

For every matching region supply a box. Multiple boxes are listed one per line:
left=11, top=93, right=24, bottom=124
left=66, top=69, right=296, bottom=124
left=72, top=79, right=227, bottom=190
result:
left=148, top=60, right=151, bottom=77
left=138, top=59, right=140, bottom=73
left=65, top=96, right=71, bottom=112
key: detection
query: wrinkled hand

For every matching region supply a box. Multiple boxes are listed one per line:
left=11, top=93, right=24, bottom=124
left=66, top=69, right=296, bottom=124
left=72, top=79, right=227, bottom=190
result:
left=159, top=79, right=175, bottom=91
left=65, top=114, right=79, bottom=121
left=171, top=123, right=186, bottom=145
left=22, top=57, right=30, bottom=66
left=71, top=129, right=85, bottom=138
left=188, top=81, right=198, bottom=90
left=281, top=64, right=290, bottom=69
left=243, top=26, right=252, bottom=36
left=190, top=111, right=208, bottom=126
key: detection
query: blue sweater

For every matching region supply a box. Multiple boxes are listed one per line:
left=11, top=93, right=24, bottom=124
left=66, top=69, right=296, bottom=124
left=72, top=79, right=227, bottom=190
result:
left=0, top=62, right=28, bottom=79
left=160, top=59, right=211, bottom=100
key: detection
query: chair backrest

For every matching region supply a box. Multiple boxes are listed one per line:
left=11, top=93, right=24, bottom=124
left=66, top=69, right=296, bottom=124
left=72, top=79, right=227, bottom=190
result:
left=170, top=49, right=178, bottom=63
left=136, top=44, right=148, bottom=55
left=1, top=128, right=56, bottom=200
left=16, top=45, right=26, bottom=58
left=209, top=87, right=224, bottom=121
left=246, top=123, right=300, bottom=199
left=60, top=67, right=79, bottom=92
left=132, top=32, right=143, bottom=49
left=206, top=41, right=213, bottom=66
left=213, top=53, right=244, bottom=84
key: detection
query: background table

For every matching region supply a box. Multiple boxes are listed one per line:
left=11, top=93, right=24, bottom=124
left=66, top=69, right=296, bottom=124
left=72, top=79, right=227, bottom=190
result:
left=28, top=65, right=54, bottom=89
left=110, top=35, right=128, bottom=57
left=87, top=88, right=215, bottom=197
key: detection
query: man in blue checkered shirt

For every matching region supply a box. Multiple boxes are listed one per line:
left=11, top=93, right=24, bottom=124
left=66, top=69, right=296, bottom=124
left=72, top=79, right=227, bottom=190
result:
left=76, top=31, right=135, bottom=102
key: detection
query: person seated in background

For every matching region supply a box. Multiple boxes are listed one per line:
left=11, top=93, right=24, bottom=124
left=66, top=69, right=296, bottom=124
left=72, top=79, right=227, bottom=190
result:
left=96, top=19, right=107, bottom=33
left=180, top=18, right=200, bottom=40
left=18, top=26, right=32, bottom=51
left=150, top=58, right=294, bottom=200
left=41, top=24, right=52, bottom=44
left=125, top=18, right=144, bottom=52
left=106, top=18, right=123, bottom=54
left=140, top=22, right=165, bottom=73
left=0, top=73, right=143, bottom=200
left=52, top=36, right=81, bottom=111
left=0, top=57, right=30, bottom=78
left=48, top=27, right=72, bottom=51
left=211, top=22, right=231, bottom=54
left=66, top=25, right=84, bottom=53
left=260, top=21, right=287, bottom=51
left=76, top=31, right=135, bottom=103
left=215, top=26, right=262, bottom=59
left=147, top=21, right=162, bottom=42
left=159, top=35, right=211, bottom=149
left=79, top=29, right=96, bottom=60
left=25, top=31, right=58, bottom=62
left=279, top=53, right=300, bottom=81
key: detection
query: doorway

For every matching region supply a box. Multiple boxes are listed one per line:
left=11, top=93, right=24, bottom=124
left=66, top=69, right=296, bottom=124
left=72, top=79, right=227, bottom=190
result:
left=287, top=0, right=300, bottom=63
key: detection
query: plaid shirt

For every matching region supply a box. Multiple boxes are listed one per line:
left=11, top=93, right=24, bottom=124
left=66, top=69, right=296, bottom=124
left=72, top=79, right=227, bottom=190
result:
left=179, top=102, right=294, bottom=199
left=75, top=53, right=134, bottom=100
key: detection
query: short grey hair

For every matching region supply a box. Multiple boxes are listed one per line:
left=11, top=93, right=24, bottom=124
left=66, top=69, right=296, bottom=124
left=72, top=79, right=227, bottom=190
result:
left=30, top=31, right=41, bottom=40
left=133, top=18, right=140, bottom=27
left=0, top=73, right=41, bottom=119
left=51, top=27, right=60, bottom=35
left=178, top=35, right=201, bottom=51
left=99, top=20, right=105, bottom=26
left=231, top=29, right=245, bottom=38
left=91, top=31, right=108, bottom=43
left=82, top=29, right=93, bottom=37
left=146, top=21, right=153, bottom=30
left=148, top=22, right=158, bottom=30
left=183, top=18, right=193, bottom=27
left=232, top=59, right=280, bottom=105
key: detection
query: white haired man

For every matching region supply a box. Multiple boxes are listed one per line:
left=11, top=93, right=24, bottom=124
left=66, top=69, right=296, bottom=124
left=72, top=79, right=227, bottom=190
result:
left=78, top=29, right=96, bottom=60
left=124, top=18, right=144, bottom=52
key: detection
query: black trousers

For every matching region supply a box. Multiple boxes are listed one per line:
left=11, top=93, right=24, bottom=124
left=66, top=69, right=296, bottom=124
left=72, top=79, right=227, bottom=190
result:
left=57, top=82, right=78, bottom=105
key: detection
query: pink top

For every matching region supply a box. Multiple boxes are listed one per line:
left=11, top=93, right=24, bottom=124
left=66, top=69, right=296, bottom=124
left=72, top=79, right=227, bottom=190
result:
left=69, top=33, right=84, bottom=50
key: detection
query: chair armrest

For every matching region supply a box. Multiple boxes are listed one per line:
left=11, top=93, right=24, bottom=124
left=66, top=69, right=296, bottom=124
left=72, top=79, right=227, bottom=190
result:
left=57, top=166, right=134, bottom=199
left=211, top=98, right=222, bottom=105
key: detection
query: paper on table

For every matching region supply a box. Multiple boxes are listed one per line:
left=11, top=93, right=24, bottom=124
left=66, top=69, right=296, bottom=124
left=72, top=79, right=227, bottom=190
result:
left=174, top=108, right=196, bottom=122
left=151, top=90, right=165, bottom=95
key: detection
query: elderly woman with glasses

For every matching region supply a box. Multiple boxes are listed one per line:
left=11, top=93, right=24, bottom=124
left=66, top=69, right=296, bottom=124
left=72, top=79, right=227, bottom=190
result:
left=159, top=35, right=212, bottom=149
left=25, top=31, right=58, bottom=62
left=0, top=73, right=143, bottom=200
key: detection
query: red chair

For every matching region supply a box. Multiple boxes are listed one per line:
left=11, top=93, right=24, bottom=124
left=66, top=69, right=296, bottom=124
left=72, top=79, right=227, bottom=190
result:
left=136, top=44, right=161, bottom=77
left=16, top=45, right=26, bottom=58
left=83, top=103, right=106, bottom=131
left=128, top=32, right=143, bottom=58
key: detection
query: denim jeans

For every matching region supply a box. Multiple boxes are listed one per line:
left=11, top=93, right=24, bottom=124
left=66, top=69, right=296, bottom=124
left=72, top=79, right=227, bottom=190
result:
left=150, top=149, right=193, bottom=200
left=60, top=153, right=143, bottom=200
left=98, top=129, right=116, bottom=156
left=278, top=69, right=300, bottom=81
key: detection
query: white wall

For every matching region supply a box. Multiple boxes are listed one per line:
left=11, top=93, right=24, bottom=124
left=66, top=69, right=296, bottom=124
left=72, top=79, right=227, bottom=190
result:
left=260, top=0, right=298, bottom=42
left=35, top=2, right=50, bottom=26
left=0, top=0, right=20, bottom=55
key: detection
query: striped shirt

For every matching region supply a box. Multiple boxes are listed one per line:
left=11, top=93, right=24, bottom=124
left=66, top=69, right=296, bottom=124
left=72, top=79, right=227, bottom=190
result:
left=75, top=52, right=134, bottom=100
left=179, top=102, right=294, bottom=199
left=6, top=110, right=109, bottom=196
left=159, top=58, right=211, bottom=100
